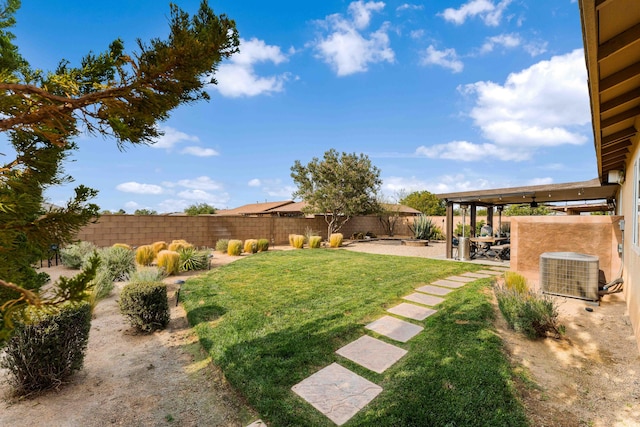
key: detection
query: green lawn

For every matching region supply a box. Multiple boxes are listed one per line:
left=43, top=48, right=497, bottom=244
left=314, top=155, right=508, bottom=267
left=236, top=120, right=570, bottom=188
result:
left=182, top=249, right=528, bottom=426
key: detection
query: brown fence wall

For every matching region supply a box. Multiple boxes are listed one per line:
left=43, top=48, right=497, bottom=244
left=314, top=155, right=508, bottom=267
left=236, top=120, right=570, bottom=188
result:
left=74, top=214, right=485, bottom=248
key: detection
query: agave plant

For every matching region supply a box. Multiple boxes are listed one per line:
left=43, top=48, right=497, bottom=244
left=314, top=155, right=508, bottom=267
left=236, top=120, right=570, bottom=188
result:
left=410, top=215, right=438, bottom=240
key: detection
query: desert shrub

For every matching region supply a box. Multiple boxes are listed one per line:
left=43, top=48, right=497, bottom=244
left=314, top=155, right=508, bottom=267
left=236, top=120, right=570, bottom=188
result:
left=291, top=234, right=305, bottom=249
left=179, top=247, right=209, bottom=271
left=410, top=215, right=442, bottom=240
left=1, top=302, right=92, bottom=395
left=257, top=239, right=269, bottom=252
left=135, top=245, right=155, bottom=266
left=88, top=267, right=115, bottom=310
left=157, top=250, right=180, bottom=275
left=60, top=241, right=97, bottom=269
left=215, top=239, right=229, bottom=253
left=309, top=235, right=322, bottom=248
left=118, top=281, right=169, bottom=332
left=494, top=274, right=564, bottom=339
left=112, top=243, right=131, bottom=250
left=129, top=267, right=167, bottom=284
left=329, top=233, right=343, bottom=248
left=303, top=227, right=320, bottom=244
left=168, top=239, right=193, bottom=252
left=288, top=234, right=295, bottom=247
left=227, top=240, right=242, bottom=256
left=503, top=271, right=529, bottom=294
left=244, top=239, right=258, bottom=254
left=98, top=246, right=135, bottom=282
left=151, top=241, right=167, bottom=255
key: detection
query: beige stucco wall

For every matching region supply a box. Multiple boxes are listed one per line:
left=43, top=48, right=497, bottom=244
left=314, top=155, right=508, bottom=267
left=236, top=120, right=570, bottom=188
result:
left=509, top=216, right=623, bottom=290
left=620, top=142, right=640, bottom=351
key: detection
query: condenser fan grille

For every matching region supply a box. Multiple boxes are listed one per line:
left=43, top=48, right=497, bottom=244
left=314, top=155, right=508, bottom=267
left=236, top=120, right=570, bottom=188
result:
left=540, top=252, right=599, bottom=301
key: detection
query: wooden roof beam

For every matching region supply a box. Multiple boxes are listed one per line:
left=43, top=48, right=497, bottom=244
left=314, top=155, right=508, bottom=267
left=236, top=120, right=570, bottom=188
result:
left=601, top=106, right=640, bottom=129
left=601, top=87, right=640, bottom=113
left=600, top=62, right=640, bottom=92
left=595, top=0, right=613, bottom=9
left=601, top=152, right=628, bottom=164
left=599, top=23, right=640, bottom=61
left=601, top=139, right=631, bottom=153
left=601, top=127, right=637, bottom=145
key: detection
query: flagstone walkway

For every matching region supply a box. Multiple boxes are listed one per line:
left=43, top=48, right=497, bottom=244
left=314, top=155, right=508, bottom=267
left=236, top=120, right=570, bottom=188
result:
left=289, top=266, right=507, bottom=426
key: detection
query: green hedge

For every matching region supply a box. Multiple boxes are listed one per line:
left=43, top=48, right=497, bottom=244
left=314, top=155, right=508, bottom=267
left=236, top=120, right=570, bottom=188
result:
left=119, top=281, right=170, bottom=332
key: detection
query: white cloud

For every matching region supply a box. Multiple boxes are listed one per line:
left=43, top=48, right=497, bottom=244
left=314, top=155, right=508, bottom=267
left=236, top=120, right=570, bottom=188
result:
left=212, top=38, right=291, bottom=97
left=410, top=29, right=425, bottom=39
left=266, top=185, right=297, bottom=199
left=420, top=45, right=463, bottom=73
left=480, top=33, right=521, bottom=54
left=152, top=126, right=199, bottom=150
left=382, top=176, right=430, bottom=193
left=173, top=176, right=223, bottom=191
left=116, top=182, right=163, bottom=195
left=124, top=201, right=141, bottom=211
left=440, top=0, right=512, bottom=27
left=180, top=146, right=219, bottom=157
left=396, top=3, right=424, bottom=12
left=415, top=140, right=531, bottom=161
left=157, top=192, right=231, bottom=213
left=312, top=1, right=395, bottom=76
left=459, top=49, right=589, bottom=150
left=248, top=178, right=261, bottom=187
left=523, top=40, right=548, bottom=57
left=527, top=177, right=554, bottom=186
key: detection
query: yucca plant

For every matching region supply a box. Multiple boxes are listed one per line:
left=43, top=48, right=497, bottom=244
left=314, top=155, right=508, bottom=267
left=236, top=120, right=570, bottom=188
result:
left=135, top=245, right=155, bottom=266
left=244, top=239, right=258, bottom=254
left=256, top=239, right=269, bottom=252
left=329, top=233, right=343, bottom=248
left=309, top=235, right=322, bottom=249
left=410, top=214, right=438, bottom=240
left=98, top=246, right=135, bottom=282
left=291, top=234, right=304, bottom=249
left=179, top=247, right=209, bottom=271
left=60, top=241, right=97, bottom=269
left=227, top=240, right=243, bottom=256
left=156, top=250, right=180, bottom=275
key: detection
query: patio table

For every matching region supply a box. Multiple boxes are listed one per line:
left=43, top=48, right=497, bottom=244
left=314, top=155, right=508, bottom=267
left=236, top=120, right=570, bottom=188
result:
left=469, top=237, right=509, bottom=260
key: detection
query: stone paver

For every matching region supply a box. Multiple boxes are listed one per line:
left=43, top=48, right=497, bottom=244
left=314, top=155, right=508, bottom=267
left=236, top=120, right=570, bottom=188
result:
left=292, top=363, right=382, bottom=426
left=477, top=269, right=503, bottom=275
left=365, top=315, right=424, bottom=342
left=460, top=272, right=492, bottom=279
left=246, top=421, right=267, bottom=427
left=445, top=275, right=476, bottom=283
left=403, top=292, right=445, bottom=307
left=432, top=279, right=466, bottom=289
left=415, top=284, right=453, bottom=296
left=490, top=267, right=510, bottom=271
left=387, top=302, right=436, bottom=321
left=336, top=335, right=407, bottom=374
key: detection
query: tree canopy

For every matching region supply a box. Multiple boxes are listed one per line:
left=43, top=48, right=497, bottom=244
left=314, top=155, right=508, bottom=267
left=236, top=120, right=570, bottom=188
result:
left=0, top=0, right=239, bottom=343
left=503, top=204, right=551, bottom=216
left=184, top=203, right=217, bottom=215
left=400, top=190, right=446, bottom=216
left=291, top=149, right=381, bottom=237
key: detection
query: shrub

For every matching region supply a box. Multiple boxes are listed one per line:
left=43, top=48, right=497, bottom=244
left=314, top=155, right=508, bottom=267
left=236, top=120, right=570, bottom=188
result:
left=257, top=239, right=269, bottom=252
left=118, top=281, right=170, bottom=332
left=215, top=239, right=229, bottom=253
left=1, top=302, right=92, bottom=395
left=179, top=247, right=209, bottom=271
left=135, top=245, right=155, bottom=266
left=227, top=240, right=243, bottom=256
left=112, top=243, right=131, bottom=250
left=244, top=239, right=258, bottom=254
left=309, top=235, right=322, bottom=248
left=291, top=234, right=305, bottom=249
left=157, top=250, right=180, bottom=275
left=350, top=232, right=364, bottom=240
left=129, top=267, right=167, bottom=284
left=168, top=239, right=193, bottom=252
left=88, top=267, right=115, bottom=310
left=151, top=241, right=168, bottom=255
left=288, top=234, right=295, bottom=247
left=503, top=271, right=529, bottom=294
left=329, top=233, right=343, bottom=248
left=494, top=273, right=564, bottom=339
left=98, top=246, right=135, bottom=282
left=303, top=227, right=320, bottom=244
left=60, top=241, right=97, bottom=269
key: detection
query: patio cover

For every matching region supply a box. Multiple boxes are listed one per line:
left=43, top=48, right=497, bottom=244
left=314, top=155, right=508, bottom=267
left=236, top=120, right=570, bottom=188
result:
left=436, top=178, right=620, bottom=258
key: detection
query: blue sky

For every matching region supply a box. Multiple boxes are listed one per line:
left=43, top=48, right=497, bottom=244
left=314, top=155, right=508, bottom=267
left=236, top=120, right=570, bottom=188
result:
left=7, top=0, right=594, bottom=212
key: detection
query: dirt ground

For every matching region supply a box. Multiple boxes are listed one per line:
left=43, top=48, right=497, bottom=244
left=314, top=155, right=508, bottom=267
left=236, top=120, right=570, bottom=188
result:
left=1, top=242, right=640, bottom=426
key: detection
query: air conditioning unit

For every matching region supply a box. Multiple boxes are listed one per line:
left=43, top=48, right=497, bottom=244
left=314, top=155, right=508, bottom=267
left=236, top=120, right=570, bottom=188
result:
left=540, top=252, right=599, bottom=302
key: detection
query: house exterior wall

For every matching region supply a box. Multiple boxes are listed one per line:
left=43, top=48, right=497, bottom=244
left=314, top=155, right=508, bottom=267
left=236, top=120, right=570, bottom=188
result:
left=621, top=141, right=640, bottom=350
left=509, top=216, right=623, bottom=291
